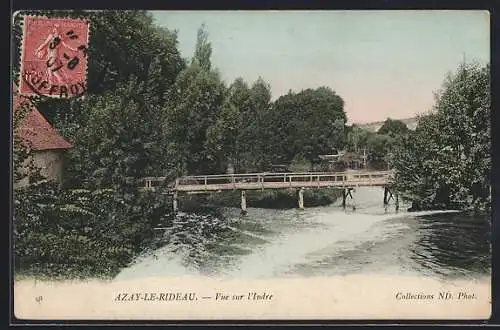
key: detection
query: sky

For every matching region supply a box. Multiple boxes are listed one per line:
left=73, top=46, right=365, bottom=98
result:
left=151, top=10, right=489, bottom=124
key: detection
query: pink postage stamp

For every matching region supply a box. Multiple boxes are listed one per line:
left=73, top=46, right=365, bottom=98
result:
left=19, top=16, right=89, bottom=98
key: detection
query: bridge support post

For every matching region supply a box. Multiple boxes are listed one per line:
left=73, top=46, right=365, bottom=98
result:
left=384, top=187, right=396, bottom=212
left=241, top=190, right=247, bottom=216
left=383, top=187, right=389, bottom=210
left=342, top=188, right=346, bottom=209
left=352, top=187, right=356, bottom=211
left=172, top=191, right=178, bottom=214
left=298, top=187, right=304, bottom=209
left=342, top=187, right=355, bottom=210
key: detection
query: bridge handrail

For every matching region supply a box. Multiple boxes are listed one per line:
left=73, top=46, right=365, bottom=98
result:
left=139, top=170, right=395, bottom=189
left=176, top=171, right=393, bottom=185
left=178, top=170, right=393, bottom=179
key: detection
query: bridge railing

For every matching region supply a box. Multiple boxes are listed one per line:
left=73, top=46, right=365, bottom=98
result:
left=140, top=176, right=170, bottom=189
left=139, top=170, right=394, bottom=191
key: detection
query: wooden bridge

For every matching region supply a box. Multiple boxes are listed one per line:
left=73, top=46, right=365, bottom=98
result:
left=139, top=170, right=398, bottom=214
left=142, top=170, right=394, bottom=192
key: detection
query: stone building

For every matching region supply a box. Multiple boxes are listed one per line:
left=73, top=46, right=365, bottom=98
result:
left=13, top=93, right=72, bottom=187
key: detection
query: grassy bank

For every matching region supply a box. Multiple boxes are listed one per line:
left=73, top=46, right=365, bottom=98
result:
left=181, top=188, right=342, bottom=210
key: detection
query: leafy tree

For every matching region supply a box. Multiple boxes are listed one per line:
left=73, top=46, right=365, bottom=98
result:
left=167, top=26, right=227, bottom=175
left=346, top=125, right=371, bottom=153
left=392, top=114, right=444, bottom=208
left=366, top=133, right=396, bottom=168
left=205, top=99, right=241, bottom=173
left=237, top=77, right=273, bottom=171
left=377, top=118, right=409, bottom=136
left=192, top=23, right=212, bottom=71
left=63, top=77, right=170, bottom=189
left=222, top=78, right=251, bottom=171
left=392, top=62, right=490, bottom=211
left=248, top=78, right=274, bottom=170
left=269, top=87, right=347, bottom=165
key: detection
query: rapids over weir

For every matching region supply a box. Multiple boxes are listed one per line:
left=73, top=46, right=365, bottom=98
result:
left=115, top=187, right=491, bottom=281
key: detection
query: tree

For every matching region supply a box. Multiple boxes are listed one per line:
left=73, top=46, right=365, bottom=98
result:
left=224, top=78, right=251, bottom=171
left=346, top=125, right=371, bottom=153
left=237, top=77, right=273, bottom=171
left=205, top=76, right=274, bottom=173
left=167, top=26, right=227, bottom=175
left=192, top=24, right=212, bottom=71
left=367, top=131, right=400, bottom=169
left=392, top=114, right=444, bottom=208
left=377, top=118, right=409, bottom=136
left=269, top=87, right=347, bottom=165
left=63, top=77, right=170, bottom=189
left=205, top=99, right=240, bottom=173
left=392, top=62, right=490, bottom=211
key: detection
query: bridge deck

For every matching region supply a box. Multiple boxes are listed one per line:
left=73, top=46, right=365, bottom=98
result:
left=140, top=170, right=394, bottom=193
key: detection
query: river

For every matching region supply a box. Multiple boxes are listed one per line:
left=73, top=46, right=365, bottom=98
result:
left=115, top=187, right=491, bottom=281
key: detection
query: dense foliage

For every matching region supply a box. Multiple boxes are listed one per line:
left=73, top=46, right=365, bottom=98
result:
left=14, top=180, right=171, bottom=278
left=391, top=62, right=490, bottom=211
left=345, top=118, right=409, bottom=169
left=377, top=118, right=409, bottom=136
left=268, top=87, right=346, bottom=165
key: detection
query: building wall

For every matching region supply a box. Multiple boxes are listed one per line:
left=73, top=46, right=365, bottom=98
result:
left=15, top=149, right=66, bottom=188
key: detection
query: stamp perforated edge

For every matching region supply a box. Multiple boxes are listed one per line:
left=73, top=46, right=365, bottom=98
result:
left=16, top=13, right=91, bottom=99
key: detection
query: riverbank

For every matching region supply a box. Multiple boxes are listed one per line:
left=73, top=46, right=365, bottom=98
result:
left=13, top=182, right=174, bottom=281
left=13, top=231, right=168, bottom=281
left=406, top=199, right=490, bottom=214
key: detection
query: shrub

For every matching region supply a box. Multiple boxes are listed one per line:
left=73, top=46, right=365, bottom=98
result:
left=13, top=181, right=172, bottom=279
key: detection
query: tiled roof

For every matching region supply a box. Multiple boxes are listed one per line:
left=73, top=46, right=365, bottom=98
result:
left=13, top=92, right=73, bottom=151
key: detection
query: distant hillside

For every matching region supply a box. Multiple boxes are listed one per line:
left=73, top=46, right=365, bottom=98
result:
left=354, top=117, right=419, bottom=132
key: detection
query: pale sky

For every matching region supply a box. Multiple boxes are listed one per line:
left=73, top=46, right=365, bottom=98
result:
left=151, top=10, right=489, bottom=124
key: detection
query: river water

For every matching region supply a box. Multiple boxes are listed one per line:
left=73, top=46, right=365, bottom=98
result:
left=115, top=187, right=491, bottom=281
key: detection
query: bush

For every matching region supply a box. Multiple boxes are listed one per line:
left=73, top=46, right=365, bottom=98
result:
left=13, top=181, right=172, bottom=279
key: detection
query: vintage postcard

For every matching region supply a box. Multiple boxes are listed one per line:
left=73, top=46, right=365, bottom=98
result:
left=12, top=10, right=491, bottom=321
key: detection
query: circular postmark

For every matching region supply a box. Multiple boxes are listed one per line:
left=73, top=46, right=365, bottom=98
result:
left=18, top=16, right=90, bottom=99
